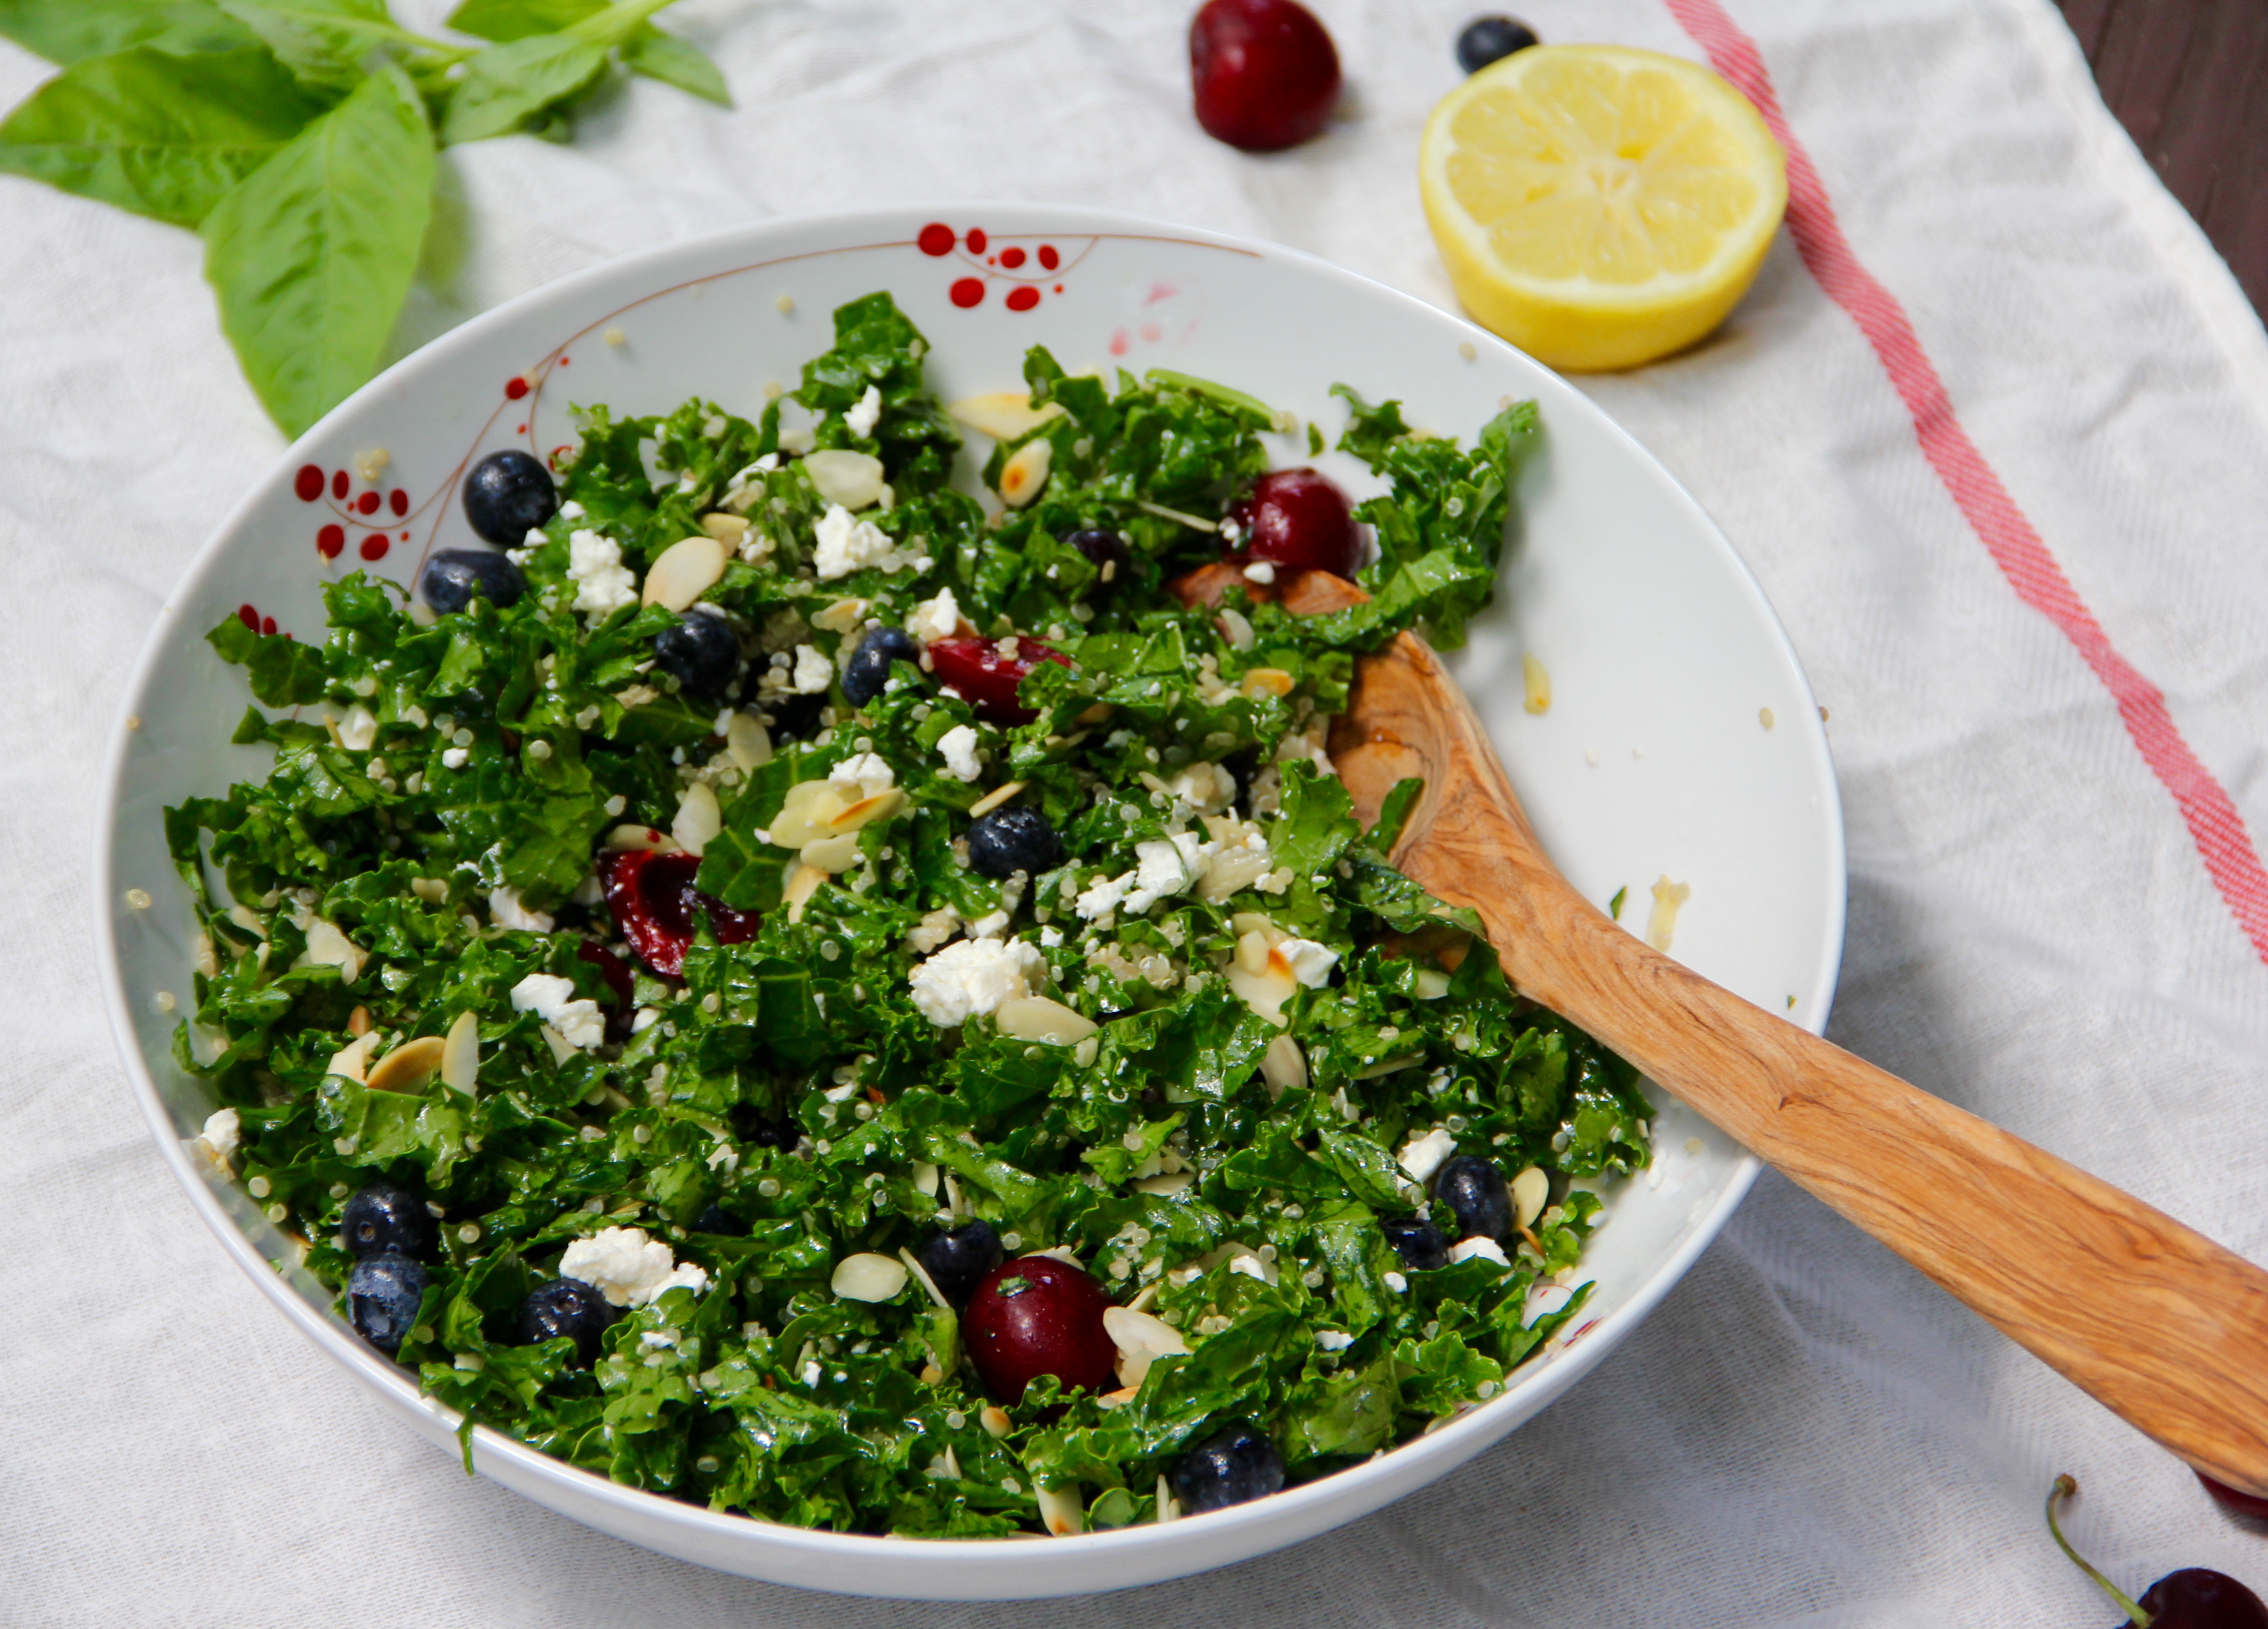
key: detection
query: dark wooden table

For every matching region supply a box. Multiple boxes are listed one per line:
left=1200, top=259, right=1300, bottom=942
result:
left=2057, top=0, right=2267, bottom=316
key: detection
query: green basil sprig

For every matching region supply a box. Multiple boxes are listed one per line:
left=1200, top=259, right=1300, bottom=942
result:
left=0, top=0, right=731, bottom=436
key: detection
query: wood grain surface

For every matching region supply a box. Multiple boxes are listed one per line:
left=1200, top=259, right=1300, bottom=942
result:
left=1331, top=626, right=2268, bottom=1496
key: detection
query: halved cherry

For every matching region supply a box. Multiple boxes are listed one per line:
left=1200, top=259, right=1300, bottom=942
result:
left=597, top=849, right=759, bottom=978
left=1230, top=467, right=1363, bottom=577
left=926, top=636, right=1073, bottom=725
left=963, top=1255, right=1117, bottom=1404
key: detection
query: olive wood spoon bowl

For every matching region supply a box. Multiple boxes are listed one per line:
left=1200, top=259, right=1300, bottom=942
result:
left=1314, top=605, right=2268, bottom=1496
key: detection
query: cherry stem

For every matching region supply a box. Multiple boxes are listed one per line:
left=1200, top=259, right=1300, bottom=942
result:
left=2047, top=1474, right=2152, bottom=1628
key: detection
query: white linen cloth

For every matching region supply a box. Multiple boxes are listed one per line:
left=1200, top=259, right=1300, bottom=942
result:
left=6, top=0, right=2268, bottom=1621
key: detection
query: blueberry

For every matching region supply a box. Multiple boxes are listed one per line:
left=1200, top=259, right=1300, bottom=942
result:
left=341, top=1180, right=433, bottom=1260
left=1169, top=1422, right=1286, bottom=1514
left=419, top=547, right=527, bottom=615
left=1455, top=13, right=1539, bottom=74
left=514, top=1277, right=617, bottom=1365
left=653, top=611, right=741, bottom=699
left=764, top=691, right=826, bottom=741
left=347, top=1252, right=429, bottom=1355
left=730, top=1103, right=797, bottom=1149
left=462, top=450, right=558, bottom=543
left=915, top=1219, right=1003, bottom=1305
left=1432, top=1155, right=1512, bottom=1241
left=695, top=1203, right=734, bottom=1236
left=1067, top=529, right=1132, bottom=595
left=1381, top=1217, right=1450, bottom=1271
left=966, top=807, right=1062, bottom=879
left=843, top=626, right=919, bottom=707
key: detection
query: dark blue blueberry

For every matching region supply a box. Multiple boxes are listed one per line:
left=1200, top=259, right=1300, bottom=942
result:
left=915, top=1219, right=1003, bottom=1305
left=653, top=611, right=741, bottom=699
left=1455, top=14, right=1539, bottom=74
left=966, top=806, right=1062, bottom=879
left=419, top=547, right=526, bottom=615
left=842, top=626, right=919, bottom=706
left=461, top=449, right=558, bottom=543
left=1432, top=1155, right=1512, bottom=1241
left=1381, top=1216, right=1450, bottom=1271
left=730, top=1103, right=797, bottom=1148
left=1067, top=529, right=1131, bottom=595
left=765, top=691, right=825, bottom=741
left=347, top=1252, right=429, bottom=1355
left=341, top=1180, right=433, bottom=1260
left=514, top=1277, right=617, bottom=1366
left=1169, top=1423, right=1286, bottom=1514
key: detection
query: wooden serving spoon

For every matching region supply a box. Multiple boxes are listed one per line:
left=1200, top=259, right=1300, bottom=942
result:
left=1309, top=600, right=2268, bottom=1496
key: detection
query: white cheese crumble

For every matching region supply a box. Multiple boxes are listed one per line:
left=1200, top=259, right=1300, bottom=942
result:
left=487, top=886, right=554, bottom=934
left=1092, top=830, right=1213, bottom=916
left=829, top=751, right=895, bottom=791
left=509, top=972, right=605, bottom=1051
left=1398, top=1126, right=1458, bottom=1183
left=196, top=1107, right=241, bottom=1172
left=936, top=723, right=982, bottom=782
left=791, top=644, right=832, bottom=694
left=1075, top=870, right=1132, bottom=920
left=567, top=529, right=638, bottom=617
left=1314, top=1329, right=1354, bottom=1352
left=908, top=936, right=1045, bottom=1027
left=907, top=586, right=961, bottom=643
left=440, top=747, right=469, bottom=770
left=1383, top=1270, right=1409, bottom=1293
left=843, top=384, right=882, bottom=439
left=559, top=1226, right=711, bottom=1309
left=812, top=503, right=911, bottom=580
left=558, top=501, right=586, bottom=521
left=1278, top=937, right=1338, bottom=988
left=1449, top=1236, right=1511, bottom=1268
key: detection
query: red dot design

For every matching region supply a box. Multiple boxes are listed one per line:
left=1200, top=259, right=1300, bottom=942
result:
left=918, top=223, right=955, bottom=256
left=999, top=247, right=1026, bottom=270
left=505, top=376, right=530, bottom=400
left=1005, top=286, right=1040, bottom=312
left=390, top=489, right=408, bottom=516
left=295, top=465, right=324, bottom=502
left=356, top=490, right=380, bottom=515
left=359, top=535, right=390, bottom=562
left=261, top=617, right=276, bottom=636
left=966, top=228, right=988, bottom=254
left=238, top=604, right=258, bottom=630
left=331, top=469, right=349, bottom=500
left=317, top=524, right=345, bottom=559
left=1039, top=244, right=1060, bottom=271
left=950, top=278, right=986, bottom=309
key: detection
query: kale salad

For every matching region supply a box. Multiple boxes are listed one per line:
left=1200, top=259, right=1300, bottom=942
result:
left=169, top=293, right=1652, bottom=1537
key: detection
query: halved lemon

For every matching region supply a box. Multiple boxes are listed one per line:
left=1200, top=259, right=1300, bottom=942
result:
left=1420, top=44, right=1787, bottom=371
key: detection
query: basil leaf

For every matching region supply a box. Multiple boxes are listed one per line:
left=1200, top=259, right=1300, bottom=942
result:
left=0, top=0, right=257, bottom=64
left=623, top=27, right=726, bottom=105
left=202, top=64, right=434, bottom=436
left=439, top=32, right=607, bottom=146
left=0, top=46, right=319, bottom=227
left=449, top=0, right=730, bottom=105
left=443, top=0, right=596, bottom=38
left=213, top=0, right=406, bottom=91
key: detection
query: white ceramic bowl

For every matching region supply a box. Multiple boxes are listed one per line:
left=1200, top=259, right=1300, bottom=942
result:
left=95, top=204, right=1843, bottom=1599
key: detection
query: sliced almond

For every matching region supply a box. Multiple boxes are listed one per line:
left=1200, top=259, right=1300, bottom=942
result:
left=671, top=782, right=722, bottom=857
left=968, top=780, right=1026, bottom=818
left=949, top=392, right=1066, bottom=441
left=1227, top=957, right=1297, bottom=1026
left=998, top=438, right=1053, bottom=508
left=1132, top=1170, right=1193, bottom=1196
left=1240, top=667, right=1294, bottom=699
left=440, top=1008, right=480, bottom=1095
left=294, top=918, right=366, bottom=985
left=1260, top=1033, right=1306, bottom=1096
left=326, top=1031, right=378, bottom=1084
left=768, top=780, right=856, bottom=849
left=604, top=824, right=682, bottom=854
left=336, top=703, right=378, bottom=753
left=1522, top=651, right=1551, bottom=715
left=1511, top=1165, right=1549, bottom=1229
left=700, top=512, right=750, bottom=547
left=346, top=1005, right=372, bottom=1037
left=642, top=536, right=728, bottom=612
left=1102, top=1306, right=1188, bottom=1391
left=995, top=996, right=1099, bottom=1047
left=539, top=1023, right=579, bottom=1066
left=725, top=712, right=772, bottom=771
left=408, top=876, right=449, bottom=904
left=824, top=786, right=905, bottom=836
left=979, top=1405, right=1013, bottom=1439
left=831, top=1252, right=909, bottom=1303
left=810, top=597, right=869, bottom=634
left=798, top=832, right=861, bottom=874
left=1036, top=1484, right=1083, bottom=1538
left=365, top=1034, right=445, bottom=1094
left=782, top=862, right=825, bottom=922
left=803, top=449, right=885, bottom=510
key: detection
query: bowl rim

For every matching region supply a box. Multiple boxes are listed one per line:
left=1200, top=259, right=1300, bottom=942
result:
left=91, top=201, right=1841, bottom=1594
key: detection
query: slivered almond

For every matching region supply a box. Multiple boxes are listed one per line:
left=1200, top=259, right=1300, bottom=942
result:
left=642, top=536, right=728, bottom=612
left=998, top=439, right=1053, bottom=508
left=948, top=391, right=1066, bottom=441
left=968, top=780, right=1025, bottom=818
left=365, top=1034, right=445, bottom=1094
left=440, top=1008, right=479, bottom=1095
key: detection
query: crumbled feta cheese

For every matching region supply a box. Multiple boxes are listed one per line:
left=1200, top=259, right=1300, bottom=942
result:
left=1450, top=1237, right=1511, bottom=1268
left=1122, top=831, right=1212, bottom=913
left=1075, top=870, right=1132, bottom=920
left=811, top=503, right=906, bottom=580
left=1383, top=1270, right=1409, bottom=1293
left=1398, top=1126, right=1458, bottom=1183
left=936, top=724, right=982, bottom=782
left=1040, top=926, right=1063, bottom=948
left=560, top=1226, right=711, bottom=1309
left=967, top=910, right=1011, bottom=939
left=197, top=1107, right=240, bottom=1170
left=908, top=936, right=1045, bottom=1026
left=906, top=586, right=961, bottom=643
left=1278, top=937, right=1338, bottom=988
left=558, top=500, right=586, bottom=521
left=509, top=972, right=605, bottom=1051
left=567, top=529, right=637, bottom=617
left=1227, top=1252, right=1269, bottom=1283
left=488, top=886, right=554, bottom=934
left=830, top=752, right=895, bottom=791
left=792, top=644, right=832, bottom=694
left=1315, top=1329, right=1355, bottom=1352
left=441, top=747, right=469, bottom=770
left=843, top=384, right=882, bottom=439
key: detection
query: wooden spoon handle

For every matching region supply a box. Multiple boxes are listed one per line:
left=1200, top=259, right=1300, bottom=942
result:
left=1338, top=632, right=2268, bottom=1495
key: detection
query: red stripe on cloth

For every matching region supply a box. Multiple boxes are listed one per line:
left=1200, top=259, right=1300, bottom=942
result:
left=1664, top=0, right=2268, bottom=964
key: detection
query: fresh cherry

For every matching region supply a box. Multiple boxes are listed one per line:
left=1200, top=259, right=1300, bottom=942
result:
left=1189, top=0, right=1341, bottom=153
left=2199, top=1472, right=2268, bottom=1522
left=963, top=1255, right=1117, bottom=1404
left=2048, top=1474, right=2268, bottom=1628
left=925, top=636, right=1073, bottom=726
left=1231, top=467, right=1363, bottom=577
left=597, top=848, right=759, bottom=978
